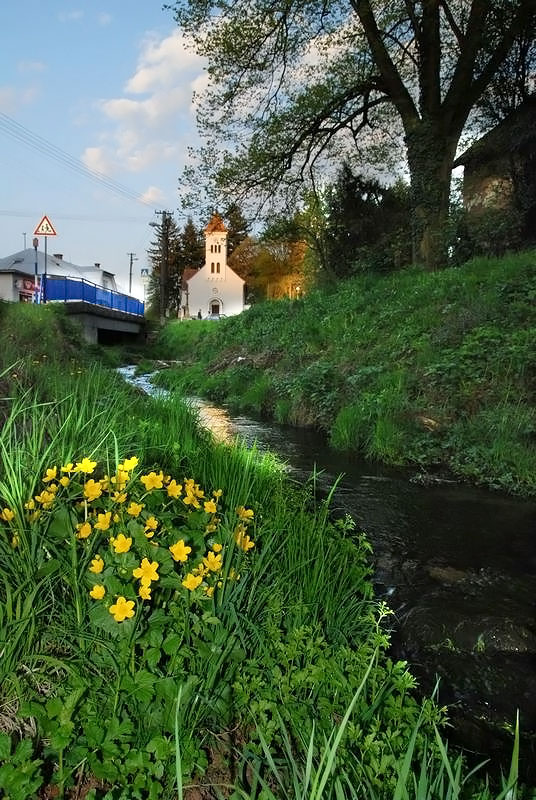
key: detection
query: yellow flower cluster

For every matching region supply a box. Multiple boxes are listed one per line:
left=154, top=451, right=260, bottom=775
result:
left=1, top=456, right=258, bottom=625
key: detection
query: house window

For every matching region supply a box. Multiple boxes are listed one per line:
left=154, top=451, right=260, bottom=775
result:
left=216, top=262, right=220, bottom=273
left=211, top=263, right=215, bottom=273
left=218, top=244, right=221, bottom=253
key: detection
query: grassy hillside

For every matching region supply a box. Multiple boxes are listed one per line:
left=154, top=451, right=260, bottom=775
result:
left=153, top=251, right=536, bottom=496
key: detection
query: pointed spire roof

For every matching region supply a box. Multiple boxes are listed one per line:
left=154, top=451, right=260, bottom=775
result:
left=205, top=213, right=227, bottom=234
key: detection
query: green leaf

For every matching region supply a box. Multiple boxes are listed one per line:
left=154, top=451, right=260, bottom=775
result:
left=0, top=732, right=11, bottom=761
left=162, top=633, right=182, bottom=655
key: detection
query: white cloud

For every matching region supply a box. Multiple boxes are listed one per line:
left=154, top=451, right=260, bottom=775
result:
left=0, top=85, right=38, bottom=112
left=17, top=61, right=46, bottom=74
left=82, top=30, right=206, bottom=183
left=98, top=12, right=112, bottom=26
left=140, top=185, right=166, bottom=204
left=58, top=10, right=84, bottom=23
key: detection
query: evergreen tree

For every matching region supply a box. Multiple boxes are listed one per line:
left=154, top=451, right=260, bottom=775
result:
left=224, top=203, right=250, bottom=256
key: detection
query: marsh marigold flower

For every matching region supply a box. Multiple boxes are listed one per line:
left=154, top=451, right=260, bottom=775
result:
left=140, top=471, right=164, bottom=491
left=204, top=499, right=217, bottom=514
left=61, top=462, right=74, bottom=473
left=111, top=533, right=132, bottom=554
left=119, top=456, right=138, bottom=472
left=235, top=526, right=255, bottom=552
left=112, top=491, right=127, bottom=504
left=94, top=511, right=112, bottom=531
left=76, top=521, right=92, bottom=539
left=139, top=585, right=151, bottom=600
left=237, top=506, right=254, bottom=522
left=126, top=501, right=144, bottom=517
left=1, top=508, right=15, bottom=522
left=42, top=467, right=57, bottom=483
left=132, top=558, right=159, bottom=587
left=109, top=596, right=135, bottom=622
left=203, top=551, right=222, bottom=572
left=59, top=476, right=70, bottom=488
left=75, top=457, right=97, bottom=474
left=166, top=479, right=182, bottom=499
left=212, top=542, right=222, bottom=553
left=182, top=573, right=202, bottom=591
left=89, top=554, right=104, bottom=574
left=84, top=480, right=102, bottom=502
left=169, top=539, right=191, bottom=563
left=89, top=584, right=106, bottom=599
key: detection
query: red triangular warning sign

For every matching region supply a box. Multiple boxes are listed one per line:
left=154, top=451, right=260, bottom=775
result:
left=34, top=215, right=57, bottom=236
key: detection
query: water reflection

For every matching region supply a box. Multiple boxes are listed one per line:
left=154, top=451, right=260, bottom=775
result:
left=119, top=366, right=536, bottom=768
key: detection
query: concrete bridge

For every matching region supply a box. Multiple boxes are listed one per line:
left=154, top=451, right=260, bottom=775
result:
left=43, top=275, right=146, bottom=344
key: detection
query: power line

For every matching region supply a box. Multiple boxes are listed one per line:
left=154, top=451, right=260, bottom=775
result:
left=0, top=112, right=154, bottom=207
left=0, top=209, right=149, bottom=223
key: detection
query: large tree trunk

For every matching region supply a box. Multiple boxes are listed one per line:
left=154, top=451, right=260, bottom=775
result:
left=405, top=123, right=460, bottom=270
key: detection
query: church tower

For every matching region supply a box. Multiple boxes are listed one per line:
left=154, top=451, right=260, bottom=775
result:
left=204, top=213, right=228, bottom=280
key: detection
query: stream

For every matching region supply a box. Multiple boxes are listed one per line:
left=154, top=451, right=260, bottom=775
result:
left=120, top=366, right=536, bottom=774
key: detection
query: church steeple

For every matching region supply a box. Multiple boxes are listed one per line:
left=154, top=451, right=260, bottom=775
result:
left=205, top=213, right=228, bottom=278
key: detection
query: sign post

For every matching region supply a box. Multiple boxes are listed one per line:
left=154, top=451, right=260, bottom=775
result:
left=32, top=237, right=39, bottom=303
left=33, top=215, right=57, bottom=303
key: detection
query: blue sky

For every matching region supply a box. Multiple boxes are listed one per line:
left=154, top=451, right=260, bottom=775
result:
left=0, top=1, right=207, bottom=298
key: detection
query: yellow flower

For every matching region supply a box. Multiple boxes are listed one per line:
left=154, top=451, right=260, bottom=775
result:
left=140, top=471, right=164, bottom=491
left=42, top=467, right=57, bottom=483
left=183, top=492, right=200, bottom=509
left=119, top=456, right=139, bottom=472
left=126, top=501, right=144, bottom=517
left=204, top=499, right=217, bottom=514
left=109, top=596, right=135, bottom=622
left=34, top=490, right=55, bottom=505
left=111, top=533, right=132, bottom=554
left=203, top=551, right=222, bottom=572
left=112, top=491, right=127, bottom=504
left=139, top=585, right=151, bottom=600
left=205, top=522, right=218, bottom=534
left=169, top=539, right=192, bottom=563
left=212, top=542, right=222, bottom=553
left=47, top=483, right=58, bottom=494
left=11, top=535, right=19, bottom=549
left=235, top=526, right=255, bottom=552
left=213, top=489, right=223, bottom=498
left=75, top=457, right=97, bottom=474
left=24, top=499, right=35, bottom=510
left=89, top=555, right=104, bottom=574
left=76, top=521, right=92, bottom=539
left=204, top=585, right=215, bottom=597
left=89, top=584, right=106, bottom=600
left=84, top=480, right=103, bottom=502
left=144, top=516, right=158, bottom=531
left=59, top=476, right=70, bottom=488
left=166, top=480, right=182, bottom=499
left=61, top=462, right=74, bottom=473
left=237, top=506, right=254, bottom=521
left=229, top=567, right=241, bottom=582
left=1, top=507, right=15, bottom=522
left=132, top=558, right=159, bottom=587
left=182, top=573, right=203, bottom=591
left=111, top=470, right=130, bottom=491
left=94, top=511, right=112, bottom=531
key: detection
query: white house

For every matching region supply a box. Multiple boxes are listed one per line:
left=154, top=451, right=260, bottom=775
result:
left=182, top=214, right=245, bottom=318
left=0, top=249, right=117, bottom=303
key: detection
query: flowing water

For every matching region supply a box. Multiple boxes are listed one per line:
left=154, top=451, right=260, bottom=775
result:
left=120, top=366, right=536, bottom=771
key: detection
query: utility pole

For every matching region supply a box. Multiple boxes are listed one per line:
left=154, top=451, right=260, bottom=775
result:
left=127, top=252, right=138, bottom=294
left=155, top=210, right=169, bottom=325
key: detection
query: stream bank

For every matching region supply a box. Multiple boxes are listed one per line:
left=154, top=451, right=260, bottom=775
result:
left=120, top=365, right=536, bottom=778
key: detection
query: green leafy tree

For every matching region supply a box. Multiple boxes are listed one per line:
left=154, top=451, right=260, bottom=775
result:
left=146, top=213, right=183, bottom=318
left=168, top=0, right=535, bottom=270
left=224, top=203, right=250, bottom=256
left=324, top=166, right=412, bottom=276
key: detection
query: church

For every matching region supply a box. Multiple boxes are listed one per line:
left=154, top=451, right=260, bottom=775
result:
left=182, top=213, right=245, bottom=318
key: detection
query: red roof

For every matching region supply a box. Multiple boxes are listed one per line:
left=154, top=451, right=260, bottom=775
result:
left=205, top=213, right=227, bottom=234
left=182, top=268, right=199, bottom=283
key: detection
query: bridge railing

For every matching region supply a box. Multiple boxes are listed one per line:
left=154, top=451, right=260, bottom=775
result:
left=42, top=275, right=144, bottom=316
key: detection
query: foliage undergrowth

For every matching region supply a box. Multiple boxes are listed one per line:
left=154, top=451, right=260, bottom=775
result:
left=0, top=302, right=530, bottom=798
left=151, top=251, right=536, bottom=496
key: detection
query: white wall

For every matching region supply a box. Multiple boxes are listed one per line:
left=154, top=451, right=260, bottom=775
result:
left=187, top=265, right=244, bottom=317
left=0, top=273, right=17, bottom=301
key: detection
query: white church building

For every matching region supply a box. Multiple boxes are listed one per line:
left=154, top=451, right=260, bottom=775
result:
left=182, top=213, right=245, bottom=318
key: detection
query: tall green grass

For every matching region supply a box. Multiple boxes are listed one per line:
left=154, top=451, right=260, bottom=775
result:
left=151, top=251, right=536, bottom=495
